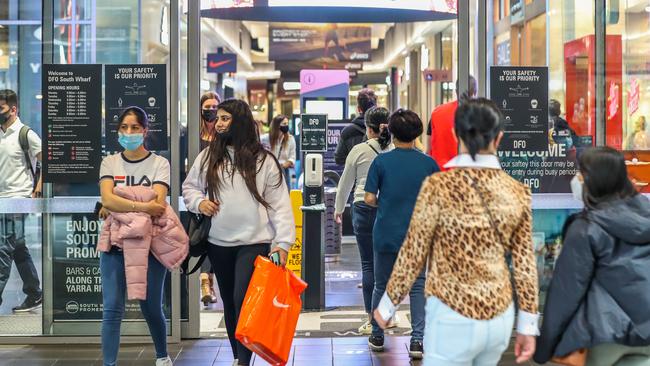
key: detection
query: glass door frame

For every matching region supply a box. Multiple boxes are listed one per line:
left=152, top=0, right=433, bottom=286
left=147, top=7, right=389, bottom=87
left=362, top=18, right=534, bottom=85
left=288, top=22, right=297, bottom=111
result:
left=0, top=0, right=182, bottom=344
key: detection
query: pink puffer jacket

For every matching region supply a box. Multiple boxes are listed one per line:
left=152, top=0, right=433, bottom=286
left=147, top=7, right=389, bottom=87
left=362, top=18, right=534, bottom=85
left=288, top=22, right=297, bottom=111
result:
left=98, top=186, right=189, bottom=300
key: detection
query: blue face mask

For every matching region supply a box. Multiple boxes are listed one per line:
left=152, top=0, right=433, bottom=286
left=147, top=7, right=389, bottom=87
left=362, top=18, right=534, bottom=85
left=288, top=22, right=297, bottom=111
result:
left=118, top=133, right=144, bottom=151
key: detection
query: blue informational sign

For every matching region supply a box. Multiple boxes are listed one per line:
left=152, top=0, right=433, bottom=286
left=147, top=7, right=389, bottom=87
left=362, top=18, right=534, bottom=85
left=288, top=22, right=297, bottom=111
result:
left=207, top=53, right=237, bottom=73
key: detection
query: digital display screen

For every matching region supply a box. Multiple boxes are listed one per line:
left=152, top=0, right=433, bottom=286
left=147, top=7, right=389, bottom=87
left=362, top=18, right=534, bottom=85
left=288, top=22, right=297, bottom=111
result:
left=305, top=100, right=344, bottom=120
left=270, top=23, right=371, bottom=62
left=268, top=0, right=457, bottom=13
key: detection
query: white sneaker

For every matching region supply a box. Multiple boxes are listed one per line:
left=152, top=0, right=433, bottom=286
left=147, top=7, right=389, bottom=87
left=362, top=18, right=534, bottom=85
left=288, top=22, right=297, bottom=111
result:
left=232, top=360, right=239, bottom=366
left=156, top=356, right=173, bottom=366
left=358, top=320, right=372, bottom=335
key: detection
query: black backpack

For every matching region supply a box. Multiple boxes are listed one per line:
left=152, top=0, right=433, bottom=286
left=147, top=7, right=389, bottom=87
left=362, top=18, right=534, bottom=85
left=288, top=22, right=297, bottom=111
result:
left=18, top=126, right=37, bottom=184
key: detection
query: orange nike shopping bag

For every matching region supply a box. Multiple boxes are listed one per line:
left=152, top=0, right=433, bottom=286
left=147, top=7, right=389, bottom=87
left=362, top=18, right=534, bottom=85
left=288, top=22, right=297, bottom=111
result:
left=236, top=255, right=307, bottom=366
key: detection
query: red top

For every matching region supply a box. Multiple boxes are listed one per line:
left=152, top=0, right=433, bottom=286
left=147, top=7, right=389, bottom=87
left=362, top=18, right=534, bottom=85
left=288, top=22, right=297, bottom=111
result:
left=429, top=100, right=458, bottom=171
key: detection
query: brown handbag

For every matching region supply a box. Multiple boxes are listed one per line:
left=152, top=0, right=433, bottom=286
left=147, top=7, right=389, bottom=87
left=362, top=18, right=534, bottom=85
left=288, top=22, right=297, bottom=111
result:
left=551, top=349, right=588, bottom=366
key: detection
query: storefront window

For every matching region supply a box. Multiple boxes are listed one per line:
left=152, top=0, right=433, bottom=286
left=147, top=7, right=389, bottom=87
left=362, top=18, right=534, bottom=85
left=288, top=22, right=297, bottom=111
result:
left=606, top=1, right=650, bottom=194
left=489, top=0, right=596, bottom=194
left=488, top=0, right=595, bottom=307
left=0, top=0, right=175, bottom=337
left=0, top=0, right=42, bottom=336
left=0, top=0, right=40, bottom=20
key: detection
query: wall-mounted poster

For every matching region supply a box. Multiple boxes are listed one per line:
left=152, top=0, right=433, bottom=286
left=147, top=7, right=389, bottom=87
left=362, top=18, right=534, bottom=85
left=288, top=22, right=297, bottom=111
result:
left=105, top=64, right=168, bottom=151
left=42, top=64, right=102, bottom=183
left=490, top=66, right=549, bottom=153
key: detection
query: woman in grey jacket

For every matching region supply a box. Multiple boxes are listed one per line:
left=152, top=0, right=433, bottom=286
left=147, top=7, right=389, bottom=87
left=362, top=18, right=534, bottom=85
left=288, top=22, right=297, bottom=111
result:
left=535, top=147, right=650, bottom=365
left=334, top=106, right=392, bottom=335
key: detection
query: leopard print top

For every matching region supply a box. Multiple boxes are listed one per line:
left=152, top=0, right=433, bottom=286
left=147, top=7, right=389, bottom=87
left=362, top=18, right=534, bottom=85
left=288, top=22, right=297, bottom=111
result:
left=385, top=167, right=539, bottom=319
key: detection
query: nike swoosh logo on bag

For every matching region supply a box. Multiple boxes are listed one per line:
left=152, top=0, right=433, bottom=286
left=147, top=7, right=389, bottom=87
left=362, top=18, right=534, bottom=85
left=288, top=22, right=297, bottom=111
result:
left=273, top=296, right=289, bottom=309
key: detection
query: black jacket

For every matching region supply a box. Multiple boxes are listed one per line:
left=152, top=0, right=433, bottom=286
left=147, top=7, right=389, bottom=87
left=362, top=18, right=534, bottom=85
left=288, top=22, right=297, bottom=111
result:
left=534, top=195, right=650, bottom=363
left=334, top=116, right=367, bottom=165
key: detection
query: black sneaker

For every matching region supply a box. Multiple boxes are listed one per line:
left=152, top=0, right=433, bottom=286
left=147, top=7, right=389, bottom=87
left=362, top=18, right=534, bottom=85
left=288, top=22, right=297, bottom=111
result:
left=12, top=295, right=42, bottom=313
left=409, top=340, right=423, bottom=359
left=368, top=335, right=384, bottom=352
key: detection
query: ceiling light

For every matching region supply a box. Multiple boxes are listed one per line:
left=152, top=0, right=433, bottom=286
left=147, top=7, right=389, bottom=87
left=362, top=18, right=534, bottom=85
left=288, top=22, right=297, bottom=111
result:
left=646, top=6, right=650, bottom=12
left=282, top=81, right=301, bottom=91
left=238, top=70, right=281, bottom=80
left=223, top=79, right=236, bottom=89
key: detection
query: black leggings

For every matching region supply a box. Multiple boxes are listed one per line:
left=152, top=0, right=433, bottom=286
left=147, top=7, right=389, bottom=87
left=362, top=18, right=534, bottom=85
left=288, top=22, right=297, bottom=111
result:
left=208, top=243, right=270, bottom=366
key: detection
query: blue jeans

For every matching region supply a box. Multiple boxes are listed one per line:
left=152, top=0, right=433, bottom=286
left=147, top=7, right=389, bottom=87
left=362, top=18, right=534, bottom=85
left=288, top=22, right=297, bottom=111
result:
left=352, top=202, right=376, bottom=314
left=100, top=248, right=168, bottom=366
left=424, top=296, right=514, bottom=366
left=371, top=251, right=425, bottom=341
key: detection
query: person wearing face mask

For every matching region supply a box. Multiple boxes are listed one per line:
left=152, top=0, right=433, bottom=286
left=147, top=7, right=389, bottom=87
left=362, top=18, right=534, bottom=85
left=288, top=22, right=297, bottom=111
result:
left=98, top=106, right=174, bottom=366
left=200, top=92, right=221, bottom=150
left=535, top=147, right=650, bottom=366
left=182, top=99, right=295, bottom=366
left=261, top=115, right=296, bottom=190
left=198, top=92, right=221, bottom=306
left=0, top=89, right=43, bottom=313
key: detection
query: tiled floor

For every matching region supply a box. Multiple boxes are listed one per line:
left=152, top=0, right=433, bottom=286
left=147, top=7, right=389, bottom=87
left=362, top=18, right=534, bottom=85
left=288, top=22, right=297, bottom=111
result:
left=201, top=241, right=415, bottom=338
left=0, top=241, right=548, bottom=365
left=0, top=336, right=535, bottom=365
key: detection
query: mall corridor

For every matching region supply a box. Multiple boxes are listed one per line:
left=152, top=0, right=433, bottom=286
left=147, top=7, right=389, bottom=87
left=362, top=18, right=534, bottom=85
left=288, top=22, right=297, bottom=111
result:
left=3, top=0, right=650, bottom=365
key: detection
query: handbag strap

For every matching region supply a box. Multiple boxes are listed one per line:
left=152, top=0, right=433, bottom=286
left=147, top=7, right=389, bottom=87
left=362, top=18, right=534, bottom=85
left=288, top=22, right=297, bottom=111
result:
left=464, top=171, right=508, bottom=248
left=366, top=141, right=380, bottom=155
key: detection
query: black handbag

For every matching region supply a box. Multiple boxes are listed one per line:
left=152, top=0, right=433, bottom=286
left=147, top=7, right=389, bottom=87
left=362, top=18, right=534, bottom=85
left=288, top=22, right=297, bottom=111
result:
left=181, top=191, right=213, bottom=275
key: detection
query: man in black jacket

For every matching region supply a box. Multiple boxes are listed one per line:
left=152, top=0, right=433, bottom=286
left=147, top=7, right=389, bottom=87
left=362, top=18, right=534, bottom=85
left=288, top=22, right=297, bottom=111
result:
left=334, top=88, right=377, bottom=165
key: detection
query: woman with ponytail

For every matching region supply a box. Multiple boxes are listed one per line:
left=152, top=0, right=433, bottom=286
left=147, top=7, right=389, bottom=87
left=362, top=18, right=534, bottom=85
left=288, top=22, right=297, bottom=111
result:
left=334, top=106, right=393, bottom=335
left=373, top=99, right=539, bottom=365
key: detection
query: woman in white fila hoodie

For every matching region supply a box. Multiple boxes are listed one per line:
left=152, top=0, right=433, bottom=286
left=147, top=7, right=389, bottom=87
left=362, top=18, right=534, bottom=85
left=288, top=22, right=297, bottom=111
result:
left=182, top=99, right=295, bottom=366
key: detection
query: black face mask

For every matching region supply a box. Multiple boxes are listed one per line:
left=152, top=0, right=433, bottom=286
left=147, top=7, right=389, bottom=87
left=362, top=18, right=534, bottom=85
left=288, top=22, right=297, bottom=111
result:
left=202, top=109, right=217, bottom=123
left=279, top=125, right=289, bottom=134
left=216, top=129, right=232, bottom=144
left=0, top=109, right=11, bottom=125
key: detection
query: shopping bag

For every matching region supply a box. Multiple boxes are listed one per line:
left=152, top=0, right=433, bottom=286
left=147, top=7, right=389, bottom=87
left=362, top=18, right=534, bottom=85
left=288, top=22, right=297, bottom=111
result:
left=236, top=255, right=308, bottom=366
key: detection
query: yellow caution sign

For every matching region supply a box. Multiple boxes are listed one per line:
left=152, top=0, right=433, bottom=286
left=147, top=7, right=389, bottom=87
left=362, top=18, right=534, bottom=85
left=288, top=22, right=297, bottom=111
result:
left=287, top=190, right=303, bottom=278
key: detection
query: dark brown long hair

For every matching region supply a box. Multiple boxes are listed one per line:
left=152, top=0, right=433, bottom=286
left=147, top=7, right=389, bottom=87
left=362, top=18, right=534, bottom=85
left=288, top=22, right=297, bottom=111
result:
left=269, top=114, right=289, bottom=151
left=201, top=99, right=283, bottom=209
left=199, top=91, right=221, bottom=139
